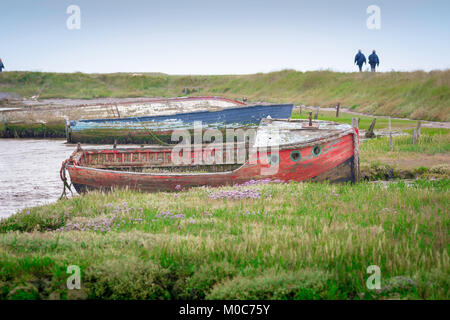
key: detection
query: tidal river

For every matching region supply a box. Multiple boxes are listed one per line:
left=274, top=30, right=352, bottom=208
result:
left=0, top=139, right=78, bottom=218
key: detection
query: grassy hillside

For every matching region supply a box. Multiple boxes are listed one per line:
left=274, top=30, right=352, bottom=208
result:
left=1, top=70, right=449, bottom=121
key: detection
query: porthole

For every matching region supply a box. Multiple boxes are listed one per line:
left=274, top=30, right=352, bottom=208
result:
left=312, top=145, right=322, bottom=157
left=268, top=154, right=280, bottom=165
left=290, top=150, right=301, bottom=162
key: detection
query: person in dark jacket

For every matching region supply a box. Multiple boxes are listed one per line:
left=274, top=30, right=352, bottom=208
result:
left=368, top=50, right=379, bottom=72
left=0, top=59, right=4, bottom=72
left=354, top=50, right=366, bottom=72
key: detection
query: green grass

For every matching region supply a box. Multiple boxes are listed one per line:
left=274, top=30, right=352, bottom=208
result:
left=0, top=122, right=65, bottom=138
left=361, top=128, right=450, bottom=155
left=0, top=180, right=448, bottom=300
left=358, top=128, right=450, bottom=180
left=1, top=70, right=449, bottom=121
left=291, top=109, right=420, bottom=130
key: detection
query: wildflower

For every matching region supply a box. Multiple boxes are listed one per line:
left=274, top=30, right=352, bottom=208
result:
left=175, top=184, right=182, bottom=190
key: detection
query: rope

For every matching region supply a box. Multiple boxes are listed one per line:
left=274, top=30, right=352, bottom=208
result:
left=59, top=160, right=73, bottom=199
left=134, top=117, right=171, bottom=146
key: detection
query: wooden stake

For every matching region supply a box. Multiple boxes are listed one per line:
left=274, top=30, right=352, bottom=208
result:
left=416, top=120, right=422, bottom=137
left=389, top=116, right=393, bottom=151
left=365, top=118, right=377, bottom=138
left=309, top=112, right=313, bottom=126
left=336, top=103, right=340, bottom=118
left=351, top=117, right=360, bottom=183
left=412, top=129, right=418, bottom=144
left=314, top=107, right=319, bottom=120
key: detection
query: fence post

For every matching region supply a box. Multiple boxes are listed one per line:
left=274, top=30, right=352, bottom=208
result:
left=314, top=107, right=319, bottom=120
left=412, top=129, right=418, bottom=144
left=389, top=116, right=393, bottom=151
left=309, top=112, right=313, bottom=126
left=336, top=103, right=340, bottom=118
left=365, top=118, right=377, bottom=138
left=351, top=117, right=360, bottom=183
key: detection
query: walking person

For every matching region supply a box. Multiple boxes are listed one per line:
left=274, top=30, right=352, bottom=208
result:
left=0, top=59, right=4, bottom=72
left=368, top=50, right=379, bottom=72
left=354, top=50, right=366, bottom=72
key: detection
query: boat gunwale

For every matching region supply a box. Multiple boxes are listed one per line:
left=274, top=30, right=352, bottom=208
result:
left=70, top=103, right=294, bottom=125
left=1, top=96, right=247, bottom=114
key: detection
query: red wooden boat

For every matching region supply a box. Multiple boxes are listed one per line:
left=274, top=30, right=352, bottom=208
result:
left=61, top=119, right=360, bottom=193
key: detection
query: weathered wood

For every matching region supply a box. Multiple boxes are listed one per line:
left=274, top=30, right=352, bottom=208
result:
left=416, top=120, right=422, bottom=137
left=309, top=112, right=313, bottom=126
left=412, top=129, right=418, bottom=144
left=388, top=117, right=393, bottom=151
left=314, top=107, right=319, bottom=120
left=365, top=118, right=377, bottom=138
left=336, top=103, right=340, bottom=118
left=351, top=118, right=360, bottom=183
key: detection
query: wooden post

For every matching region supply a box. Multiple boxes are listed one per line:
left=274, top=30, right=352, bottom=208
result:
left=336, top=103, right=340, bottom=118
left=412, top=121, right=422, bottom=145
left=113, top=140, right=117, bottom=149
left=314, top=107, right=319, bottom=120
left=389, top=117, right=393, bottom=151
left=64, top=119, right=69, bottom=142
left=365, top=118, right=377, bottom=138
left=358, top=118, right=361, bottom=126
left=309, top=112, right=313, bottom=127
left=412, top=129, right=418, bottom=145
left=351, top=117, right=360, bottom=183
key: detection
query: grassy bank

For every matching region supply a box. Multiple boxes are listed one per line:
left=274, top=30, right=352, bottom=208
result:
left=1, top=70, right=449, bottom=121
left=359, top=128, right=450, bottom=180
left=0, top=121, right=65, bottom=138
left=0, top=179, right=448, bottom=300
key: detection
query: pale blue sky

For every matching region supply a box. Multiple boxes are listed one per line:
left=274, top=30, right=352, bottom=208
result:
left=1, top=0, right=449, bottom=74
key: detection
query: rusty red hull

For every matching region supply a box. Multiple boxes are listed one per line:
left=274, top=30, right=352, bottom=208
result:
left=66, top=131, right=358, bottom=193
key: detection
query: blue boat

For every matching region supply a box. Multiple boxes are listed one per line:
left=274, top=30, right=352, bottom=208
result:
left=66, top=103, right=294, bottom=144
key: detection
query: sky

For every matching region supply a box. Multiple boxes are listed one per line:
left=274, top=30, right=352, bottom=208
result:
left=1, top=0, right=449, bottom=74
